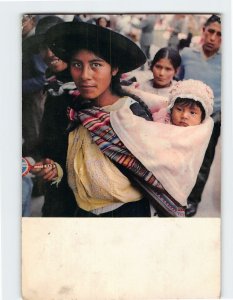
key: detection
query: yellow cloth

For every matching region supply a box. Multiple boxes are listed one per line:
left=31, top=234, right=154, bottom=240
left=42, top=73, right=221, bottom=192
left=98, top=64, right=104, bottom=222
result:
left=51, top=162, right=64, bottom=187
left=67, top=98, right=142, bottom=211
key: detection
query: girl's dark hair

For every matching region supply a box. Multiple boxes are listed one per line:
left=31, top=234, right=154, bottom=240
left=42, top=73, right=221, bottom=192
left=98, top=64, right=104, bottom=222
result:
left=150, top=47, right=181, bottom=71
left=172, top=97, right=206, bottom=122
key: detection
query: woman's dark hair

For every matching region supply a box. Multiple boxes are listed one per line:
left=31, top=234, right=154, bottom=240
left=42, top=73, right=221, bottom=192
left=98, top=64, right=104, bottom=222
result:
left=150, top=47, right=181, bottom=72
left=171, top=97, right=206, bottom=122
left=204, top=14, right=221, bottom=27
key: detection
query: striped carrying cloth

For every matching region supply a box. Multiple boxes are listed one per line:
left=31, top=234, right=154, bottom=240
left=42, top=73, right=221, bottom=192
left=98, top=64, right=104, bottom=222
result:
left=76, top=107, right=185, bottom=217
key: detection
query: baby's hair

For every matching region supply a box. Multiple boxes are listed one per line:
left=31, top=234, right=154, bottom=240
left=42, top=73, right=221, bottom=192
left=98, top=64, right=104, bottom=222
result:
left=172, top=97, right=206, bottom=122
left=150, top=47, right=181, bottom=72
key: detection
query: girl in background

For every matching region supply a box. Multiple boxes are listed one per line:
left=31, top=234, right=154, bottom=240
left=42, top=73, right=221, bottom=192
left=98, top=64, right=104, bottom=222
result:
left=139, top=47, right=181, bottom=96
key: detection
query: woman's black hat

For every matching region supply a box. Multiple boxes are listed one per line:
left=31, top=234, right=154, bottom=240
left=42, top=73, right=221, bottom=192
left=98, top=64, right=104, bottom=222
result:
left=45, top=21, right=146, bottom=73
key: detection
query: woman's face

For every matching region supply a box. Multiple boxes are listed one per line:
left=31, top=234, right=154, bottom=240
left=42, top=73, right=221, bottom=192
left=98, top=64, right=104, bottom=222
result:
left=70, top=49, right=118, bottom=104
left=152, top=58, right=176, bottom=88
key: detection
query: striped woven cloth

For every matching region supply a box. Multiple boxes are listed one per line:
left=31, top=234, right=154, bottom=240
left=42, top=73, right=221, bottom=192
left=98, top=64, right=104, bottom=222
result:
left=77, top=107, right=185, bottom=217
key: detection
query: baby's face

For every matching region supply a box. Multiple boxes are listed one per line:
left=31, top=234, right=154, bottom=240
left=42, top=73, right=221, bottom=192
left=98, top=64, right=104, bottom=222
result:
left=171, top=103, right=202, bottom=127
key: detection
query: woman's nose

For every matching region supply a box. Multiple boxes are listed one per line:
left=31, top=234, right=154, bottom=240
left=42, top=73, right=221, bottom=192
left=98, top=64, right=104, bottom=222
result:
left=159, top=68, right=165, bottom=75
left=81, top=65, right=91, bottom=79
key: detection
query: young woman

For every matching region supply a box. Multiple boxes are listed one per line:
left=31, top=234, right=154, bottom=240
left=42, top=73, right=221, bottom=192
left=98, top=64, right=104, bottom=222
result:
left=139, top=47, right=181, bottom=96
left=34, top=21, right=154, bottom=217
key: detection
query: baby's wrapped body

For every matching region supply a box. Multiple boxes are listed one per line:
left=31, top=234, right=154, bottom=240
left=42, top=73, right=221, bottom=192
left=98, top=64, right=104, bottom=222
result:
left=112, top=81, right=214, bottom=208
left=111, top=97, right=213, bottom=206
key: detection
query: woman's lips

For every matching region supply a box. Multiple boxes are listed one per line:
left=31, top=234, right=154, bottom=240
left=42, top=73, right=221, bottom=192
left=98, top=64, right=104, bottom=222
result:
left=80, top=85, right=95, bottom=89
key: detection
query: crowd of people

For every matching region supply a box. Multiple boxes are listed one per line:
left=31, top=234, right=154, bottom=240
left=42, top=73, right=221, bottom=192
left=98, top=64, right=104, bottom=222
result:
left=22, top=13, right=221, bottom=218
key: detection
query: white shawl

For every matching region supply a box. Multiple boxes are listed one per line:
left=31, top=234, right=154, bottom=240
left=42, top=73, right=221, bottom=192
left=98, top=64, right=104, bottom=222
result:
left=110, top=89, right=214, bottom=206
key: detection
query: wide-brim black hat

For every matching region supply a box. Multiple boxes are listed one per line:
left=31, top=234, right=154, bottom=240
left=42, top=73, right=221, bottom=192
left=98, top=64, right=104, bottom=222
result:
left=45, top=21, right=146, bottom=73
left=22, top=16, right=64, bottom=53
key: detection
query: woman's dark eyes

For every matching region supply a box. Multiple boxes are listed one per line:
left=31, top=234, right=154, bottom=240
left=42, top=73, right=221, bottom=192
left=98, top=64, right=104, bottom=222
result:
left=155, top=66, right=173, bottom=72
left=91, top=63, right=102, bottom=68
left=71, top=62, right=102, bottom=68
left=71, top=62, right=81, bottom=68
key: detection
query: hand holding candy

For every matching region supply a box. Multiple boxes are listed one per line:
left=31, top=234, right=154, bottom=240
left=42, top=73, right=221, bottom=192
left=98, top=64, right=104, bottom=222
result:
left=22, top=157, right=57, bottom=180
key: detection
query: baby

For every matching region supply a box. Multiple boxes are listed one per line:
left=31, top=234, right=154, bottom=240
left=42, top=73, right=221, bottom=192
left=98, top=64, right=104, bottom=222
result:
left=109, top=79, right=214, bottom=207
left=152, top=79, right=214, bottom=126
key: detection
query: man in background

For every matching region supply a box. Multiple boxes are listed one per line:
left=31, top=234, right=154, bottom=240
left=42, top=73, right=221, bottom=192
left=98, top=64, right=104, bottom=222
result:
left=177, top=14, right=221, bottom=216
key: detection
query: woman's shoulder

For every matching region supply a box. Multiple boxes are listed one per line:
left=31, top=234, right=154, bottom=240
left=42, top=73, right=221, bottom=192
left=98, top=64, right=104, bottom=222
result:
left=138, top=79, right=177, bottom=97
left=121, top=86, right=168, bottom=111
left=120, top=96, right=152, bottom=121
left=138, top=79, right=154, bottom=92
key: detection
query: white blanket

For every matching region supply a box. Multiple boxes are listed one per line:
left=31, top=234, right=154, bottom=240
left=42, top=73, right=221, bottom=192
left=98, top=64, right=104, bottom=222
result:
left=110, top=89, right=214, bottom=206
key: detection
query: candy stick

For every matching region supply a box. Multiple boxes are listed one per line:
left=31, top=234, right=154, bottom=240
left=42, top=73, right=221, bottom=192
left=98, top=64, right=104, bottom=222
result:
left=22, top=157, right=56, bottom=177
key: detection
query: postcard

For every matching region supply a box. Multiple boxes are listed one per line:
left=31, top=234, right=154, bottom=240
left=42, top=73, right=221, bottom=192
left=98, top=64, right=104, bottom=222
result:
left=21, top=11, right=222, bottom=299
left=1, top=1, right=232, bottom=299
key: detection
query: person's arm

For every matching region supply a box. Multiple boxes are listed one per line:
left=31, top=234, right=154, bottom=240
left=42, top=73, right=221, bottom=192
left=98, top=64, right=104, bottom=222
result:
left=36, top=94, right=71, bottom=185
left=22, top=54, right=47, bottom=94
left=122, top=86, right=168, bottom=112
left=38, top=94, right=70, bottom=166
left=22, top=76, right=46, bottom=94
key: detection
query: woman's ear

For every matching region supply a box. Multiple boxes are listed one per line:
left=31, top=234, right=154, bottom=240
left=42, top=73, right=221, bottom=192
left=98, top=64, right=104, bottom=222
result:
left=112, top=67, right=119, bottom=76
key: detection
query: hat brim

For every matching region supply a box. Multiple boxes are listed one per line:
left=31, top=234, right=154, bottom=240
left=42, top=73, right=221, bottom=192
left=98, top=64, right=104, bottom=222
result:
left=45, top=22, right=146, bottom=73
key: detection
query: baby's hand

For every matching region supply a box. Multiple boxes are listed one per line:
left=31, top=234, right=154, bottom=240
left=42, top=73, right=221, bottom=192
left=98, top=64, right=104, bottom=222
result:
left=31, top=158, right=58, bottom=182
